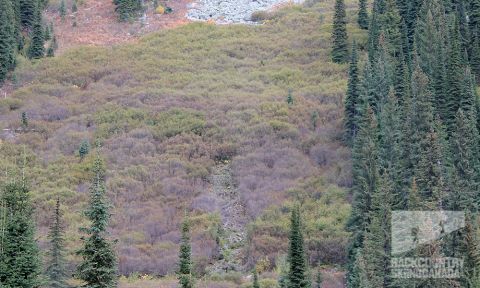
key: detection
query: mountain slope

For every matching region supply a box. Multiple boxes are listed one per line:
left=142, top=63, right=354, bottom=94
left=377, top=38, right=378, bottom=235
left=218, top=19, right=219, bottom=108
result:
left=0, top=0, right=365, bottom=285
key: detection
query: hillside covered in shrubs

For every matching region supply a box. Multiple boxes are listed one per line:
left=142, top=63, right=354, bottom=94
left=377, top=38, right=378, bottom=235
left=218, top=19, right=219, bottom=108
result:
left=0, top=0, right=365, bottom=286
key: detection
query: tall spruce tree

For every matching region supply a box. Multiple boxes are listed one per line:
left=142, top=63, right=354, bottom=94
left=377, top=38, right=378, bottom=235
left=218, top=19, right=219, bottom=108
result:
left=27, top=2, right=45, bottom=59
left=287, top=206, right=311, bottom=288
left=46, top=198, right=69, bottom=288
left=332, top=0, right=349, bottom=63
left=344, top=41, right=360, bottom=144
left=0, top=0, right=17, bottom=84
left=358, top=0, right=369, bottom=29
left=76, top=154, right=117, bottom=288
left=346, top=106, right=380, bottom=286
left=20, top=0, right=37, bottom=28
left=178, top=214, right=193, bottom=288
left=0, top=182, right=41, bottom=288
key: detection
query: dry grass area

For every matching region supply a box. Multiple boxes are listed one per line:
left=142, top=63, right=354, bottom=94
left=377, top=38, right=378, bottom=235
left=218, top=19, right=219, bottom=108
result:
left=44, top=0, right=192, bottom=53
left=0, top=0, right=366, bottom=286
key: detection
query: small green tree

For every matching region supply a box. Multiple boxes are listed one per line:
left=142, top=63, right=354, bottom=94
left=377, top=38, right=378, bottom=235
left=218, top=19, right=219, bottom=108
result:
left=315, top=270, right=322, bottom=288
left=79, top=139, right=90, bottom=159
left=310, top=111, right=319, bottom=130
left=72, top=0, right=77, bottom=12
left=46, top=198, right=69, bottom=288
left=358, top=0, right=368, bottom=29
left=76, top=154, right=118, bottom=288
left=59, top=0, right=66, bottom=20
left=178, top=214, right=194, bottom=288
left=287, top=90, right=294, bottom=105
left=27, top=3, right=45, bottom=59
left=21, top=111, right=28, bottom=128
left=253, top=269, right=260, bottom=288
left=331, top=0, right=349, bottom=63
left=287, top=206, right=311, bottom=288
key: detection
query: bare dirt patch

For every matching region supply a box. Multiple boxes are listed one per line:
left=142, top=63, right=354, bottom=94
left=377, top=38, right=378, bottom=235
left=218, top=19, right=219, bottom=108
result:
left=44, top=0, right=192, bottom=53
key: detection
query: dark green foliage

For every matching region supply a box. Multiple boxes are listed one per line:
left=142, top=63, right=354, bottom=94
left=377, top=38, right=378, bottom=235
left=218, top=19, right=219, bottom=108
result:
left=59, top=0, right=66, bottom=20
left=76, top=155, right=117, bottom=288
left=346, top=107, right=379, bottom=286
left=46, top=198, right=69, bottom=288
left=287, top=206, right=311, bottom=288
left=314, top=270, right=322, bottom=288
left=287, top=89, right=294, bottom=105
left=72, top=0, right=77, bottom=13
left=114, top=0, right=142, bottom=21
left=21, top=111, right=28, bottom=128
left=79, top=139, right=90, bottom=159
left=27, top=3, right=45, bottom=59
left=344, top=42, right=360, bottom=144
left=0, top=0, right=17, bottom=84
left=0, top=182, right=41, bottom=288
left=444, top=18, right=465, bottom=133
left=178, top=215, right=193, bottom=288
left=310, top=111, right=319, bottom=130
left=253, top=269, right=260, bottom=288
left=46, top=42, right=54, bottom=57
left=20, top=0, right=37, bottom=28
left=357, top=0, right=368, bottom=29
left=331, top=0, right=349, bottom=63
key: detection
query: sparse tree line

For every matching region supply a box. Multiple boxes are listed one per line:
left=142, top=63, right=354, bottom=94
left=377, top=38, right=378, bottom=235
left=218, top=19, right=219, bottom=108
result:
left=341, top=0, right=480, bottom=286
left=0, top=0, right=58, bottom=85
left=0, top=151, right=117, bottom=288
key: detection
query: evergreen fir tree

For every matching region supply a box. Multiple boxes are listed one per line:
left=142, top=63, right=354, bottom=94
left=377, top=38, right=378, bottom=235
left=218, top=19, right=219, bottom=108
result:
left=178, top=215, right=193, bottom=288
left=449, top=109, right=480, bottom=211
left=314, top=270, right=322, bottom=288
left=331, top=0, right=349, bottom=63
left=46, top=198, right=69, bottom=288
left=76, top=154, right=117, bottom=288
left=115, top=0, right=141, bottom=21
left=0, top=0, right=17, bottom=84
left=72, top=0, right=77, bottom=13
left=79, top=139, right=90, bottom=159
left=287, top=206, right=311, bottom=288
left=20, top=0, right=37, bottom=28
left=358, top=0, right=369, bottom=30
left=344, top=41, right=360, bottom=144
left=253, top=269, right=260, bottom=288
left=21, top=111, right=28, bottom=128
left=287, top=89, right=294, bottom=105
left=0, top=182, right=41, bottom=288
left=27, top=2, right=45, bottom=59
left=59, top=0, right=66, bottom=20
left=445, top=18, right=465, bottom=133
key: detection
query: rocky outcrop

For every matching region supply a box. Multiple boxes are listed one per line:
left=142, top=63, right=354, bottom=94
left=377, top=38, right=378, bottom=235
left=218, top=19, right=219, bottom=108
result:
left=187, top=0, right=303, bottom=24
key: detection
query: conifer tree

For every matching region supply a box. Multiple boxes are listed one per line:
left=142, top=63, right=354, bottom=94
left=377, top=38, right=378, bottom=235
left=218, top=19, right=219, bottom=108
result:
left=79, top=139, right=90, bottom=159
left=46, top=198, right=69, bottom=288
left=0, top=0, right=17, bottom=84
left=287, top=206, right=311, bottom=288
left=358, top=0, right=369, bottom=29
left=76, top=154, right=117, bottom=288
left=253, top=269, right=260, bottom=288
left=0, top=182, right=41, bottom=288
left=344, top=41, right=360, bottom=144
left=346, top=106, right=379, bottom=286
left=178, top=215, right=193, bottom=288
left=445, top=18, right=465, bottom=133
left=21, top=111, right=28, bottom=128
left=314, top=270, right=322, bottom=288
left=20, top=0, right=37, bottom=28
left=332, top=0, right=349, bottom=63
left=59, top=0, right=66, bottom=20
left=27, top=2, right=45, bottom=59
